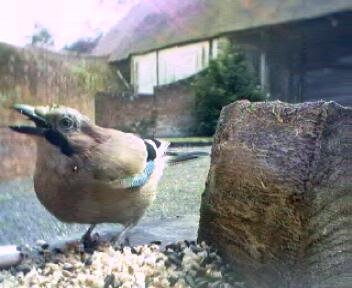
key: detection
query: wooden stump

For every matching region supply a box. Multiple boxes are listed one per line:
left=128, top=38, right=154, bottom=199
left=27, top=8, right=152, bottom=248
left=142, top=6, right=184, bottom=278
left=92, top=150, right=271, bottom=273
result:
left=198, top=100, right=352, bottom=288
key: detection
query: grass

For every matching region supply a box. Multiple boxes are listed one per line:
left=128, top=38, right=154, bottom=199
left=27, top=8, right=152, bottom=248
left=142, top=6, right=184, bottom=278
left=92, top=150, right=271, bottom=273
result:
left=147, top=146, right=210, bottom=218
left=161, top=137, right=213, bottom=144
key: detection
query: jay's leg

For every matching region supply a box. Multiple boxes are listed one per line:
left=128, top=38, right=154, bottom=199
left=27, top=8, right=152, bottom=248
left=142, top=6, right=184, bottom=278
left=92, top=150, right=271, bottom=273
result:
left=111, top=223, right=135, bottom=248
left=82, top=224, right=98, bottom=250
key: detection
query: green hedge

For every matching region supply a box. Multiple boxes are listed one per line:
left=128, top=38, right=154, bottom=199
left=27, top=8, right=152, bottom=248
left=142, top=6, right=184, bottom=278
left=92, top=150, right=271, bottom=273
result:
left=193, top=42, right=266, bottom=136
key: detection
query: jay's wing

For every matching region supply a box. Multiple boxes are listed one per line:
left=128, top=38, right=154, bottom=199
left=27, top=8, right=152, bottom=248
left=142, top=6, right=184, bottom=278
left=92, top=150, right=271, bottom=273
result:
left=87, top=130, right=148, bottom=182
left=87, top=132, right=168, bottom=189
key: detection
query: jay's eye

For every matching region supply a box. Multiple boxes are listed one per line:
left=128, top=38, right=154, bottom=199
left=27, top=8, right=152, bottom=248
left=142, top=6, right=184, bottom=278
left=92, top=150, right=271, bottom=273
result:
left=58, top=117, right=74, bottom=129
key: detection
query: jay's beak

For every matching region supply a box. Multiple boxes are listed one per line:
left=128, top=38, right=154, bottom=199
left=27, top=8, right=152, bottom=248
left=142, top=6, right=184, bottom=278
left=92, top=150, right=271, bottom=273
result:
left=9, top=104, right=49, bottom=136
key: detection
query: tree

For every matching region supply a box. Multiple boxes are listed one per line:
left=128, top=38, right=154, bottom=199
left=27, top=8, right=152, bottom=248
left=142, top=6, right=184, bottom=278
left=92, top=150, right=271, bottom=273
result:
left=193, top=42, right=266, bottom=136
left=31, top=25, right=54, bottom=47
left=63, top=34, right=102, bottom=54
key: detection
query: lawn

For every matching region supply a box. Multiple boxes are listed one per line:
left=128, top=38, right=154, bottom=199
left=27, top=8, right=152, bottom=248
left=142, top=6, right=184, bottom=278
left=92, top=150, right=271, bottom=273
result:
left=162, top=137, right=213, bottom=146
left=147, top=146, right=210, bottom=218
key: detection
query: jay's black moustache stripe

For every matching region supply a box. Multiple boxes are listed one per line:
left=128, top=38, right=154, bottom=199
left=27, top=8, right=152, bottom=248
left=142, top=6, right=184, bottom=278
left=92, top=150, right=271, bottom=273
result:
left=44, top=130, right=76, bottom=157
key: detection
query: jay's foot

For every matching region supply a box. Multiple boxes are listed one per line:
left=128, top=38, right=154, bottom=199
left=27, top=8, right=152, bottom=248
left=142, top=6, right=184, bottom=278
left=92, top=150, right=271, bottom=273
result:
left=81, top=224, right=99, bottom=253
left=82, top=232, right=100, bottom=253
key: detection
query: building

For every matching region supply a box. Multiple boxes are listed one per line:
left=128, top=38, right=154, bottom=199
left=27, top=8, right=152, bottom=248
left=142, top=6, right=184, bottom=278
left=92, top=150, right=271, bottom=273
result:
left=93, top=0, right=352, bottom=136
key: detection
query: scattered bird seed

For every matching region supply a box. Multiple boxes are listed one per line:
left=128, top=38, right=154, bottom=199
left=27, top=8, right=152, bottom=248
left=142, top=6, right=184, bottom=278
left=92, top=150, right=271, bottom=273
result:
left=36, top=240, right=49, bottom=250
left=103, top=273, right=115, bottom=288
left=84, top=256, right=93, bottom=266
left=150, top=240, right=162, bottom=246
left=15, top=263, right=31, bottom=275
left=0, top=240, right=246, bottom=288
left=63, top=263, right=74, bottom=271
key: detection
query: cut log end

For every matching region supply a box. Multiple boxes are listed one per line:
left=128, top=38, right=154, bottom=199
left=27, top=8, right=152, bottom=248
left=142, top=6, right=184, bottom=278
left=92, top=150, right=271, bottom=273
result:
left=198, top=100, right=352, bottom=288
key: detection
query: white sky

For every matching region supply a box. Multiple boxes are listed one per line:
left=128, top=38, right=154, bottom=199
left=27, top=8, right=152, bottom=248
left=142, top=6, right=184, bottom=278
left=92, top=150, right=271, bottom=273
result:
left=0, top=0, right=140, bottom=49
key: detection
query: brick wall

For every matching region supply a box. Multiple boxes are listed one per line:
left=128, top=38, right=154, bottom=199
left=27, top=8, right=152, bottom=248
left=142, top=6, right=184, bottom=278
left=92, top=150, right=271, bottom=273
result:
left=0, top=43, right=120, bottom=180
left=95, top=92, right=156, bottom=136
left=95, top=78, right=196, bottom=137
left=154, top=80, right=196, bottom=137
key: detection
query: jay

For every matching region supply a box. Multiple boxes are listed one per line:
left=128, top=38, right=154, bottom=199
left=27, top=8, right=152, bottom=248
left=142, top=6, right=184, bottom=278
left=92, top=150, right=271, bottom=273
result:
left=10, top=104, right=176, bottom=248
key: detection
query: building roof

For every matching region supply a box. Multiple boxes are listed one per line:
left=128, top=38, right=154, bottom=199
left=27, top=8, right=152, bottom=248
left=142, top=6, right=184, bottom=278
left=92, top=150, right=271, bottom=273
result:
left=93, top=0, right=352, bottom=62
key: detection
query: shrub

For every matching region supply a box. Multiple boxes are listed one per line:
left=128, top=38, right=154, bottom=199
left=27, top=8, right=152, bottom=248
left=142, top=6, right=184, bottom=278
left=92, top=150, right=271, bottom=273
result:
left=193, top=43, right=266, bottom=136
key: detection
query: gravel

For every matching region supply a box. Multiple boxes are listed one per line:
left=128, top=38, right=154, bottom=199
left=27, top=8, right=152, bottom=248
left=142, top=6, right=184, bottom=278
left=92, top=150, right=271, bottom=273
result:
left=0, top=241, right=246, bottom=288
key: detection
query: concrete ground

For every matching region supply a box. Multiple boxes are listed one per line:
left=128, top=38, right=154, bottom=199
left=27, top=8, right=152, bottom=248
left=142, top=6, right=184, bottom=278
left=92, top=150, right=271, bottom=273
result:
left=0, top=147, right=210, bottom=246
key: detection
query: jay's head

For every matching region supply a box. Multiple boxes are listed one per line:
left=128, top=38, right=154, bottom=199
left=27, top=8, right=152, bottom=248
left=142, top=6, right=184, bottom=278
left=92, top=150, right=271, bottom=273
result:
left=10, top=104, right=103, bottom=156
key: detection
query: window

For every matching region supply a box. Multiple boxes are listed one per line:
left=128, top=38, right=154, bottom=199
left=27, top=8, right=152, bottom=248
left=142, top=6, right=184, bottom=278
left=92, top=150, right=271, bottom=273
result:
left=158, top=41, right=210, bottom=86
left=131, top=40, right=215, bottom=94
left=131, top=52, right=157, bottom=95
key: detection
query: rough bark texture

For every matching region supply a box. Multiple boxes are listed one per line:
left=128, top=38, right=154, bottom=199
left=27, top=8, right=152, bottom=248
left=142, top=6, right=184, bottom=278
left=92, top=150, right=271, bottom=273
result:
left=198, top=100, right=352, bottom=288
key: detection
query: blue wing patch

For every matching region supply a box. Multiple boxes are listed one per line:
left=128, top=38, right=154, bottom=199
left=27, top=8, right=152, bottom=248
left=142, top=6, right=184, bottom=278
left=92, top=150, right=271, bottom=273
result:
left=126, top=160, right=155, bottom=189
